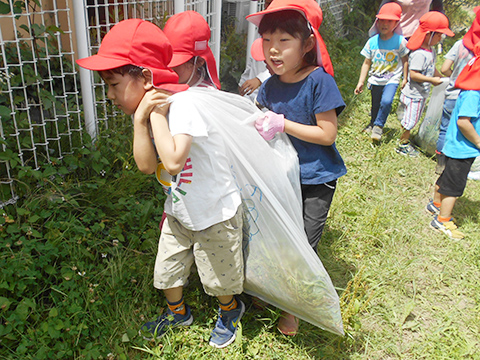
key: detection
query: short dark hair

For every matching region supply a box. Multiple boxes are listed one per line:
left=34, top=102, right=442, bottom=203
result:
left=99, top=64, right=144, bottom=79
left=258, top=10, right=316, bottom=66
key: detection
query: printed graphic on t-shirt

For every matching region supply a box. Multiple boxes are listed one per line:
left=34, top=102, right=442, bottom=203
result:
left=155, top=158, right=192, bottom=202
left=371, top=50, right=400, bottom=80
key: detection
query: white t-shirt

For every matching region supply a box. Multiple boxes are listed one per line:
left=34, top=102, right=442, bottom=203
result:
left=361, top=33, right=409, bottom=86
left=155, top=90, right=241, bottom=231
left=402, top=48, right=436, bottom=99
left=239, top=57, right=270, bottom=103
left=444, top=40, right=474, bottom=100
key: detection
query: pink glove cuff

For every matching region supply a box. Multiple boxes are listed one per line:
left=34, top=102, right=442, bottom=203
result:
left=254, top=111, right=285, bottom=141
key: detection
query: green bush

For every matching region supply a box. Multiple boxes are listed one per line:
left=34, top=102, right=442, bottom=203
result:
left=0, top=130, right=165, bottom=359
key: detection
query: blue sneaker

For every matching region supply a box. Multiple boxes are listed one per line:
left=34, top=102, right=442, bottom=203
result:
left=140, top=305, right=193, bottom=340
left=425, top=200, right=440, bottom=215
left=395, top=142, right=419, bottom=157
left=209, top=297, right=245, bottom=348
left=430, top=216, right=465, bottom=240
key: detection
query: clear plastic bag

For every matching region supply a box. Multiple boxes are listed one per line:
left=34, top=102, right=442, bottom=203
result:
left=416, top=78, right=449, bottom=155
left=170, top=88, right=344, bottom=336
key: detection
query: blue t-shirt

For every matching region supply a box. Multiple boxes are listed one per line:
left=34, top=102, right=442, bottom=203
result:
left=361, top=33, right=409, bottom=86
left=443, top=90, right=480, bottom=160
left=257, top=67, right=347, bottom=185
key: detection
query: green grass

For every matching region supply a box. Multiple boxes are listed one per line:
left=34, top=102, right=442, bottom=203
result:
left=2, top=83, right=480, bottom=360
left=3, top=26, right=480, bottom=360
left=122, top=91, right=480, bottom=359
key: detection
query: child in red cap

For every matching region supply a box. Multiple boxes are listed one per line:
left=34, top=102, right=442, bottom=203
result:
left=136, top=11, right=222, bottom=231
left=163, top=11, right=221, bottom=89
left=433, top=7, right=480, bottom=175
left=77, top=18, right=245, bottom=349
left=355, top=2, right=409, bottom=142
left=246, top=0, right=346, bottom=336
left=396, top=11, right=454, bottom=157
left=428, top=43, right=480, bottom=239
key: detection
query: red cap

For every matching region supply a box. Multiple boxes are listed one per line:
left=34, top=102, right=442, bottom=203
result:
left=246, top=0, right=334, bottom=77
left=163, top=11, right=221, bottom=89
left=76, top=19, right=188, bottom=93
left=407, top=12, right=454, bottom=51
left=369, top=2, right=403, bottom=37
left=462, top=6, right=480, bottom=52
left=376, top=2, right=402, bottom=21
left=455, top=43, right=480, bottom=91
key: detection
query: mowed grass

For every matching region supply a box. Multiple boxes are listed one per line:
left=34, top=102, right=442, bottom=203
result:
left=125, top=91, right=480, bottom=359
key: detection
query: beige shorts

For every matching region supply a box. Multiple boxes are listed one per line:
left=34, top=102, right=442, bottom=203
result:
left=153, top=206, right=244, bottom=297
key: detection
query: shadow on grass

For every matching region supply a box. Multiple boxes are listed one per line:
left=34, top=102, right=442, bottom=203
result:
left=453, top=196, right=480, bottom=225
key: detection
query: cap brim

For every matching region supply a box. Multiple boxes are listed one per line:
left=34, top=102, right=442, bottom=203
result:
left=168, top=53, right=194, bottom=68
left=246, top=5, right=304, bottom=27
left=250, top=37, right=265, bottom=61
left=76, top=54, right=131, bottom=71
left=376, top=14, right=400, bottom=21
left=438, top=28, right=455, bottom=37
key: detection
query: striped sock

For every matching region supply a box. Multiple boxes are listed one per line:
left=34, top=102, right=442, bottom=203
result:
left=167, top=297, right=186, bottom=315
left=219, top=297, right=237, bottom=312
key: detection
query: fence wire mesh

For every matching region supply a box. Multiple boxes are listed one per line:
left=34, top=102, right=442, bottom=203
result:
left=1, top=0, right=346, bottom=208
left=82, top=0, right=222, bottom=135
left=0, top=0, right=83, bottom=207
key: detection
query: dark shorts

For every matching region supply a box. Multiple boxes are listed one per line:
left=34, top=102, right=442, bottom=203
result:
left=436, top=157, right=475, bottom=197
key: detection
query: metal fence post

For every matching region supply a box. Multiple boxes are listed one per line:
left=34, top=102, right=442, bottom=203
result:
left=72, top=0, right=97, bottom=140
left=246, top=0, right=258, bottom=65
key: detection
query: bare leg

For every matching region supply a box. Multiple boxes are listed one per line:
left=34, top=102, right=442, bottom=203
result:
left=163, top=286, right=183, bottom=303
left=439, top=195, right=457, bottom=219
left=433, top=184, right=441, bottom=204
left=400, top=129, right=410, bottom=143
left=217, top=295, right=234, bottom=305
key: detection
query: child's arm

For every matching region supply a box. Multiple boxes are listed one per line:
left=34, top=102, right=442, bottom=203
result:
left=457, top=116, right=480, bottom=149
left=440, top=58, right=454, bottom=77
left=409, top=69, right=443, bottom=86
left=401, top=55, right=409, bottom=89
left=354, top=58, right=372, bottom=95
left=255, top=109, right=338, bottom=145
left=285, top=109, right=338, bottom=146
left=133, top=89, right=171, bottom=174
left=149, top=106, right=193, bottom=176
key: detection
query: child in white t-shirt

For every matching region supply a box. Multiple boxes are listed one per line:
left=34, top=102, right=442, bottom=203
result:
left=355, top=2, right=409, bottom=141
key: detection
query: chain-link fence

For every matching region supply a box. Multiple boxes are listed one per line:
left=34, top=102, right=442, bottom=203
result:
left=0, top=0, right=222, bottom=207
left=0, top=0, right=82, bottom=207
left=0, top=0, right=346, bottom=208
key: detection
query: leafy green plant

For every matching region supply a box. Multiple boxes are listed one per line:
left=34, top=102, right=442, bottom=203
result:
left=219, top=14, right=247, bottom=93
left=1, top=129, right=166, bottom=359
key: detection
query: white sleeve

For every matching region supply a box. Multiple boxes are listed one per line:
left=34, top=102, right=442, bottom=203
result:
left=167, top=93, right=208, bottom=138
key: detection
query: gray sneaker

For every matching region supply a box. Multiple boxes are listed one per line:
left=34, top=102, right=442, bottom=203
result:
left=363, top=124, right=373, bottom=134
left=396, top=142, right=419, bottom=157
left=371, top=126, right=383, bottom=141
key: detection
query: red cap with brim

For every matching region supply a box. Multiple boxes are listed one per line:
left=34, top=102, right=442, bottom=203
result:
left=246, top=0, right=334, bottom=77
left=76, top=19, right=188, bottom=93
left=407, top=12, right=454, bottom=51
left=376, top=2, right=402, bottom=21
left=455, top=43, right=480, bottom=91
left=164, top=11, right=221, bottom=89
left=368, top=2, right=402, bottom=37
left=462, top=6, right=480, bottom=52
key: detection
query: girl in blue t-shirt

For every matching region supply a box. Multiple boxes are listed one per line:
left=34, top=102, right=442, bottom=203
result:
left=246, top=0, right=346, bottom=336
